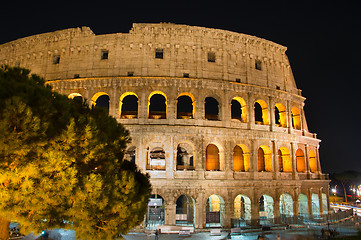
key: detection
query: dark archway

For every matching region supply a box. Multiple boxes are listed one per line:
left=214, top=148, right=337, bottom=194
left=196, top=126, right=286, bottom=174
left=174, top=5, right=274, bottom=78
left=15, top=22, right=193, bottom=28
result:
left=205, top=97, right=219, bottom=120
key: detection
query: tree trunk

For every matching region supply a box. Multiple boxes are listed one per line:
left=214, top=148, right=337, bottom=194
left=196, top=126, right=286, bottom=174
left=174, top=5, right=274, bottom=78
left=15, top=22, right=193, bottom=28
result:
left=0, top=216, right=9, bottom=240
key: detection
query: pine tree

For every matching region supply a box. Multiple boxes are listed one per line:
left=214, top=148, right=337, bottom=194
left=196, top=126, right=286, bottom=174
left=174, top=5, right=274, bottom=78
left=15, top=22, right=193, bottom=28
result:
left=0, top=66, right=151, bottom=239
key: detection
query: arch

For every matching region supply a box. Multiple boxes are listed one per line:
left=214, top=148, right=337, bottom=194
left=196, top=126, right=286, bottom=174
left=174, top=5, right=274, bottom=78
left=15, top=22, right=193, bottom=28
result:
left=119, top=92, right=138, bottom=119
left=279, top=193, right=293, bottom=217
left=68, top=93, right=83, bottom=99
left=146, top=194, right=165, bottom=229
left=206, top=194, right=225, bottom=227
left=176, top=194, right=195, bottom=226
left=311, top=193, right=320, bottom=216
left=231, top=97, right=247, bottom=122
left=291, top=107, right=301, bottom=130
left=321, top=193, right=328, bottom=214
left=258, top=145, right=272, bottom=172
left=275, top=103, right=287, bottom=127
left=278, top=147, right=291, bottom=172
left=148, top=91, right=167, bottom=119
left=259, top=195, right=274, bottom=224
left=147, top=147, right=166, bottom=170
left=91, top=92, right=110, bottom=111
left=206, top=144, right=220, bottom=171
left=177, top=94, right=194, bottom=119
left=125, top=146, right=136, bottom=164
left=254, top=99, right=269, bottom=125
left=296, top=149, right=306, bottom=172
left=309, top=150, right=317, bottom=173
left=205, top=97, right=219, bottom=120
left=298, top=193, right=308, bottom=217
left=176, top=143, right=195, bottom=170
left=233, top=144, right=250, bottom=172
left=234, top=194, right=251, bottom=221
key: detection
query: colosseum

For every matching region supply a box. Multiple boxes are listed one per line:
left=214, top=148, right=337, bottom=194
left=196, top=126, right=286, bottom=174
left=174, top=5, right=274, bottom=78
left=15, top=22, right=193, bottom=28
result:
left=0, top=23, right=329, bottom=229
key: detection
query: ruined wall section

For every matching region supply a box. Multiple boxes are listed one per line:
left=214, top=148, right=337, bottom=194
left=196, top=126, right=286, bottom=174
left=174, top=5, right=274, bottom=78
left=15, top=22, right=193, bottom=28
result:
left=0, top=23, right=298, bottom=94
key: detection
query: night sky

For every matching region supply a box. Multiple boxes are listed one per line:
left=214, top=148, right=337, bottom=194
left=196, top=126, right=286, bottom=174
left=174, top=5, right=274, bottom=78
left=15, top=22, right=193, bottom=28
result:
left=1, top=2, right=360, bottom=173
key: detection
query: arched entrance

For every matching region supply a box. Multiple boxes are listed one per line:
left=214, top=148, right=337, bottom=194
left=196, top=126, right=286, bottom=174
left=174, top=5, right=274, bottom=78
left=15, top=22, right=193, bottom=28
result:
left=206, top=195, right=225, bottom=227
left=312, top=193, right=320, bottom=217
left=233, top=194, right=251, bottom=227
left=298, top=193, right=308, bottom=217
left=279, top=193, right=293, bottom=224
left=259, top=195, right=274, bottom=224
left=176, top=195, right=195, bottom=226
left=146, top=194, right=165, bottom=229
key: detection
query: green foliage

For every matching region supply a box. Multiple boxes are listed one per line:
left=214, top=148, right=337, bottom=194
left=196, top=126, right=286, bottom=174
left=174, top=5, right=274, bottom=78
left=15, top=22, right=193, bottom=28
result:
left=0, top=66, right=151, bottom=239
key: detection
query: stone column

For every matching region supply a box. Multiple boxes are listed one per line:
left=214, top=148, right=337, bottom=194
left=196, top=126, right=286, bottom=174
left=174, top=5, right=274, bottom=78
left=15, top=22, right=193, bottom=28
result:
left=290, top=142, right=297, bottom=179
left=307, top=189, right=313, bottom=218
left=165, top=201, right=176, bottom=225
left=248, top=93, right=255, bottom=129
left=272, top=140, right=278, bottom=179
left=251, top=192, right=260, bottom=225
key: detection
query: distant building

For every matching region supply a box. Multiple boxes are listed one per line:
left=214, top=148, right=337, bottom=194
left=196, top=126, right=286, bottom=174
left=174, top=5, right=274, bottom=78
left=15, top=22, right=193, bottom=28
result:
left=0, top=23, right=330, bottom=228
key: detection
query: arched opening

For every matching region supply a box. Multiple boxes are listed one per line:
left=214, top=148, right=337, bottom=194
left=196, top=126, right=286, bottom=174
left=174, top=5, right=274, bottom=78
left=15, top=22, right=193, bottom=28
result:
left=233, top=144, right=250, bottom=172
left=258, top=145, right=272, bottom=172
left=206, top=195, right=225, bottom=227
left=298, top=193, right=308, bottom=217
left=254, top=100, right=269, bottom=125
left=148, top=92, right=166, bottom=119
left=259, top=195, right=274, bottom=224
left=296, top=149, right=306, bottom=172
left=120, top=93, right=138, bottom=119
left=176, top=195, right=195, bottom=226
left=321, top=193, right=328, bottom=214
left=92, top=92, right=110, bottom=112
left=177, top=94, right=194, bottom=119
left=125, top=146, right=136, bottom=164
left=233, top=194, right=251, bottom=227
left=205, top=97, right=219, bottom=120
left=206, top=144, right=220, bottom=171
left=275, top=103, right=287, bottom=127
left=231, top=97, right=247, bottom=122
left=176, top=143, right=194, bottom=170
left=279, top=193, right=293, bottom=223
left=146, top=194, right=165, bottom=229
left=309, top=150, right=317, bottom=173
left=311, top=193, right=320, bottom=217
left=147, top=147, right=166, bottom=170
left=278, top=147, right=291, bottom=172
left=291, top=107, right=301, bottom=130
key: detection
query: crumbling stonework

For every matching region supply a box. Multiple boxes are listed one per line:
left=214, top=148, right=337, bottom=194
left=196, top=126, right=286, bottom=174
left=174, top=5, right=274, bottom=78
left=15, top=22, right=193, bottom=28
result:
left=0, top=23, right=329, bottom=229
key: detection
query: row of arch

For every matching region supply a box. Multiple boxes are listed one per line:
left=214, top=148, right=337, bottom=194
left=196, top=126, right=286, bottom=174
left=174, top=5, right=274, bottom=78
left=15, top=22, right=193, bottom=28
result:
left=69, top=91, right=302, bottom=129
left=146, top=192, right=328, bottom=228
left=126, top=142, right=319, bottom=173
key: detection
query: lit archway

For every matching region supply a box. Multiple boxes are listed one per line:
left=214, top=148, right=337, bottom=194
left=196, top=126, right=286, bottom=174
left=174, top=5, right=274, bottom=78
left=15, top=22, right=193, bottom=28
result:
left=147, top=147, right=166, bottom=170
left=233, top=144, right=250, bottom=172
left=206, top=194, right=225, bottom=227
left=311, top=193, right=320, bottom=216
left=91, top=92, right=110, bottom=112
left=176, top=194, right=195, bottom=226
left=146, top=194, right=165, bottom=229
left=148, top=91, right=167, bottom=119
left=119, top=92, right=138, bottom=119
left=279, top=193, right=293, bottom=217
left=234, top=194, right=251, bottom=224
left=177, top=93, right=194, bottom=119
left=258, top=145, right=272, bottom=172
left=206, top=144, right=220, bottom=171
left=275, top=103, right=287, bottom=127
left=231, top=97, right=247, bottom=122
left=259, top=195, right=274, bottom=224
left=321, top=193, right=328, bottom=214
left=291, top=107, right=301, bottom=130
left=298, top=193, right=308, bottom=217
left=254, top=100, right=269, bottom=125
left=296, top=149, right=306, bottom=172
left=176, top=143, right=194, bottom=170
left=309, top=150, right=317, bottom=173
left=278, top=147, right=291, bottom=172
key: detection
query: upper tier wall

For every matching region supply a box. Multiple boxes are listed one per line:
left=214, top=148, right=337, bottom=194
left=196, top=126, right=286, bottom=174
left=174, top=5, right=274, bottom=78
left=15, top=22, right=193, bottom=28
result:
left=0, top=23, right=299, bottom=94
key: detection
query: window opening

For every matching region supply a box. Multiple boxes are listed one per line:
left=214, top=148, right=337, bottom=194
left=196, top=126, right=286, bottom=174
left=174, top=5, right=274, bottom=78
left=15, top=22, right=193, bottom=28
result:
left=53, top=55, right=60, bottom=64
left=101, top=50, right=109, bottom=60
left=255, top=60, right=262, bottom=70
left=121, top=95, right=138, bottom=119
left=205, top=97, right=219, bottom=120
left=208, top=52, right=216, bottom=62
left=177, top=95, right=193, bottom=119
left=155, top=48, right=164, bottom=59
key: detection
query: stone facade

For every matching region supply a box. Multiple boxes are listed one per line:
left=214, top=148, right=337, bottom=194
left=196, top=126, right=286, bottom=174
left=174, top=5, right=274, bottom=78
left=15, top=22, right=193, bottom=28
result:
left=0, top=23, right=329, bottom=229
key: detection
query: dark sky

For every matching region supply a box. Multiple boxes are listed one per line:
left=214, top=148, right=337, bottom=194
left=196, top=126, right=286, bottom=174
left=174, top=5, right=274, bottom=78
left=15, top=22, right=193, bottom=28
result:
left=1, top=2, right=360, bottom=173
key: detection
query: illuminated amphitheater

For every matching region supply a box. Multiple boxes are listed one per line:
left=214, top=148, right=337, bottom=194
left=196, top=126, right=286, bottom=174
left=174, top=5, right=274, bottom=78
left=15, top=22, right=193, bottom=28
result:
left=0, top=23, right=330, bottom=229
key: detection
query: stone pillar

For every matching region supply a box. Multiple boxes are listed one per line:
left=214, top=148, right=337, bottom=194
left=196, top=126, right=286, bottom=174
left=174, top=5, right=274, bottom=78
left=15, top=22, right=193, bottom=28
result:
left=272, top=140, right=278, bottom=179
left=248, top=94, right=255, bottom=129
left=195, top=191, right=204, bottom=228
left=224, top=192, right=232, bottom=228
left=293, top=189, right=299, bottom=217
left=250, top=139, right=257, bottom=179
left=165, top=201, right=176, bottom=225
left=269, top=97, right=275, bottom=132
left=274, top=193, right=280, bottom=224
left=290, top=142, right=297, bottom=179
left=307, top=190, right=313, bottom=218
left=251, top=192, right=260, bottom=225
left=316, top=146, right=322, bottom=174
left=318, top=190, right=324, bottom=216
